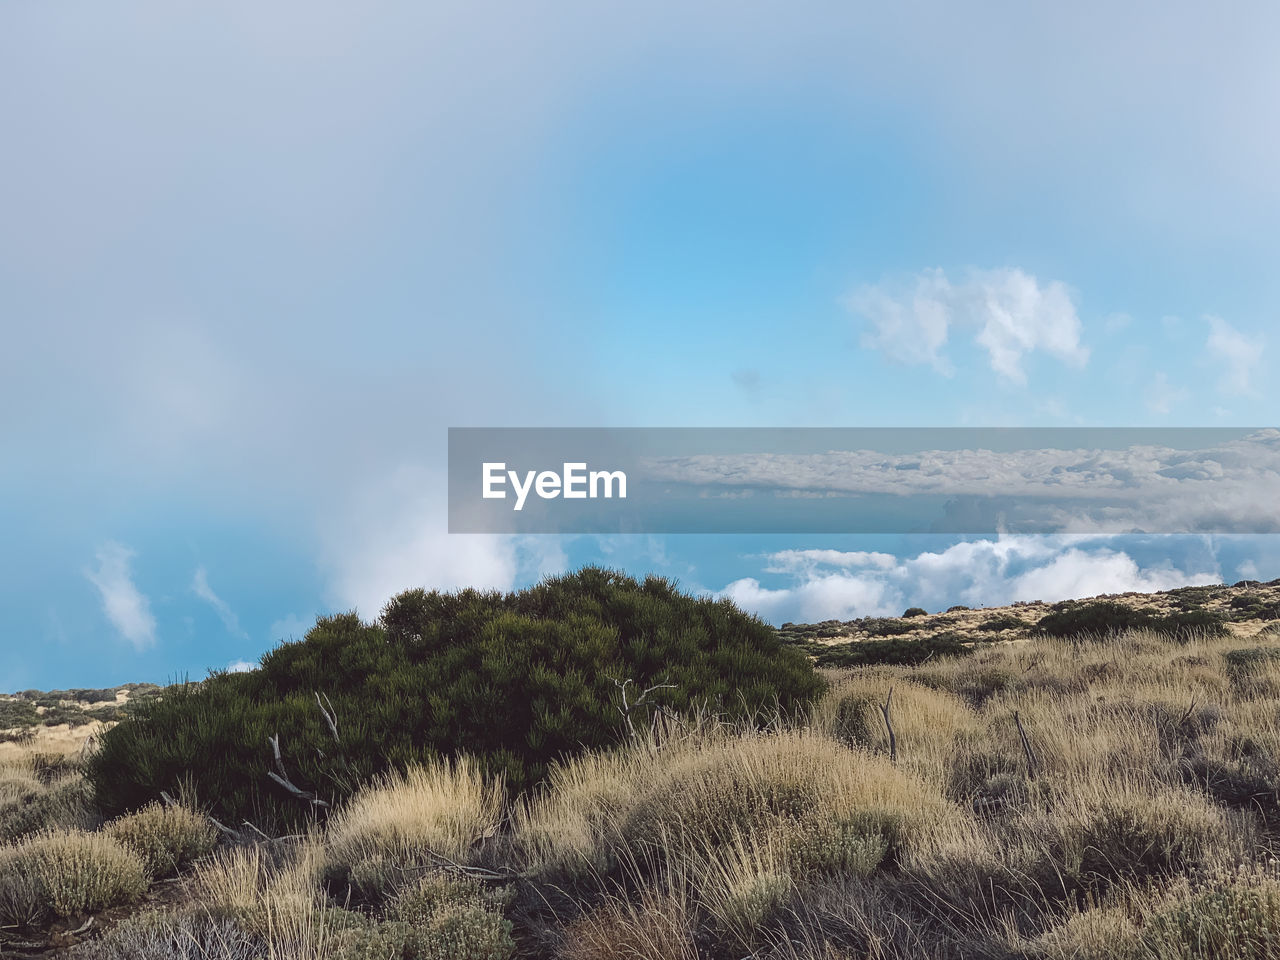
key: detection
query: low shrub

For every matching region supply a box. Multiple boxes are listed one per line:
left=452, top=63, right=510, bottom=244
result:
left=977, top=614, right=1029, bottom=632
left=105, top=802, right=218, bottom=877
left=810, top=635, right=972, bottom=668
left=902, top=607, right=928, bottom=618
left=66, top=909, right=262, bottom=960
left=860, top=618, right=917, bottom=637
left=1037, top=601, right=1228, bottom=640
left=694, top=831, right=794, bottom=945
left=1143, top=868, right=1280, bottom=959
left=334, top=903, right=514, bottom=960
left=0, top=698, right=41, bottom=729
left=0, top=828, right=148, bottom=927
left=388, top=870, right=512, bottom=924
left=1223, top=645, right=1280, bottom=678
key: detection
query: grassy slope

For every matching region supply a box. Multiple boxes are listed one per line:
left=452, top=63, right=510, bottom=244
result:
left=8, top=580, right=1280, bottom=957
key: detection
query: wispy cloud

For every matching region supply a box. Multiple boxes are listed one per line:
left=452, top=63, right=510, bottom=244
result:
left=85, top=542, right=156, bottom=651
left=191, top=566, right=249, bottom=640
left=848, top=267, right=1089, bottom=385
left=1206, top=315, right=1263, bottom=396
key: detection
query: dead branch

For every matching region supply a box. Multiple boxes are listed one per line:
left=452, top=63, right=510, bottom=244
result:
left=207, top=816, right=248, bottom=842
left=426, top=850, right=521, bottom=882
left=315, top=691, right=339, bottom=742
left=1013, top=710, right=1039, bottom=779
left=879, top=687, right=897, bottom=763
left=267, top=733, right=330, bottom=808
left=240, top=820, right=305, bottom=844
left=612, top=677, right=677, bottom=741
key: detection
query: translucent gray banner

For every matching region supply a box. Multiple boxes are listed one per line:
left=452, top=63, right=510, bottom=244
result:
left=447, top=427, right=1280, bottom=534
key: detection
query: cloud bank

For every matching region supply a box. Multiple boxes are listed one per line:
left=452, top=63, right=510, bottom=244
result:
left=719, top=536, right=1221, bottom=624
left=642, top=429, right=1280, bottom=533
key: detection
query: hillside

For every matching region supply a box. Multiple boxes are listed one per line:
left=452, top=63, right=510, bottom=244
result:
left=7, top=577, right=1280, bottom=958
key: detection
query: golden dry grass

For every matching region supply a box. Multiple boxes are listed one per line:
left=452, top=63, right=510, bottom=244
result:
left=325, top=757, right=504, bottom=890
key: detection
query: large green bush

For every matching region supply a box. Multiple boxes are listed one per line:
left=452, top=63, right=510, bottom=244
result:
left=88, top=568, right=823, bottom=827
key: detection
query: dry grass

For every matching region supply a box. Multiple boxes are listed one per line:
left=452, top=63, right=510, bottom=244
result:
left=558, top=891, right=699, bottom=960
left=192, top=839, right=327, bottom=936
left=323, top=756, right=503, bottom=902
left=0, top=743, right=96, bottom=843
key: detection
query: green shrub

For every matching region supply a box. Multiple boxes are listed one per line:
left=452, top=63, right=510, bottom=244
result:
left=88, top=568, right=824, bottom=827
left=811, top=634, right=972, bottom=668
left=388, top=870, right=512, bottom=925
left=330, top=875, right=515, bottom=960
left=334, top=907, right=514, bottom=960
left=977, top=614, right=1029, bottom=632
left=105, top=802, right=218, bottom=877
left=0, top=698, right=40, bottom=729
left=1223, top=646, right=1280, bottom=678
left=902, top=607, right=928, bottom=618
left=860, top=617, right=916, bottom=637
left=1037, top=600, right=1228, bottom=640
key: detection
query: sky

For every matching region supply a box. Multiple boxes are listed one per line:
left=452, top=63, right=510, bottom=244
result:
left=3, top=1, right=1280, bottom=689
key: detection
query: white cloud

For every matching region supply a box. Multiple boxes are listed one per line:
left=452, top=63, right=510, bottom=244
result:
left=849, top=268, right=955, bottom=374
left=1206, top=315, right=1264, bottom=396
left=320, top=464, right=569, bottom=618
left=848, top=267, right=1089, bottom=385
left=191, top=566, right=248, bottom=639
left=1144, top=371, right=1186, bottom=415
left=226, top=659, right=258, bottom=673
left=718, top=536, right=1220, bottom=624
left=85, top=542, right=156, bottom=651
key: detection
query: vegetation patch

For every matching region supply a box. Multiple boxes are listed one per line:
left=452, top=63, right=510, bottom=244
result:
left=806, top=634, right=973, bottom=668
left=88, top=568, right=824, bottom=827
left=1037, top=600, right=1228, bottom=639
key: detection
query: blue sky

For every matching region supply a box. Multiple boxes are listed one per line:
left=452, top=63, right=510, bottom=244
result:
left=4, top=2, right=1280, bottom=689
